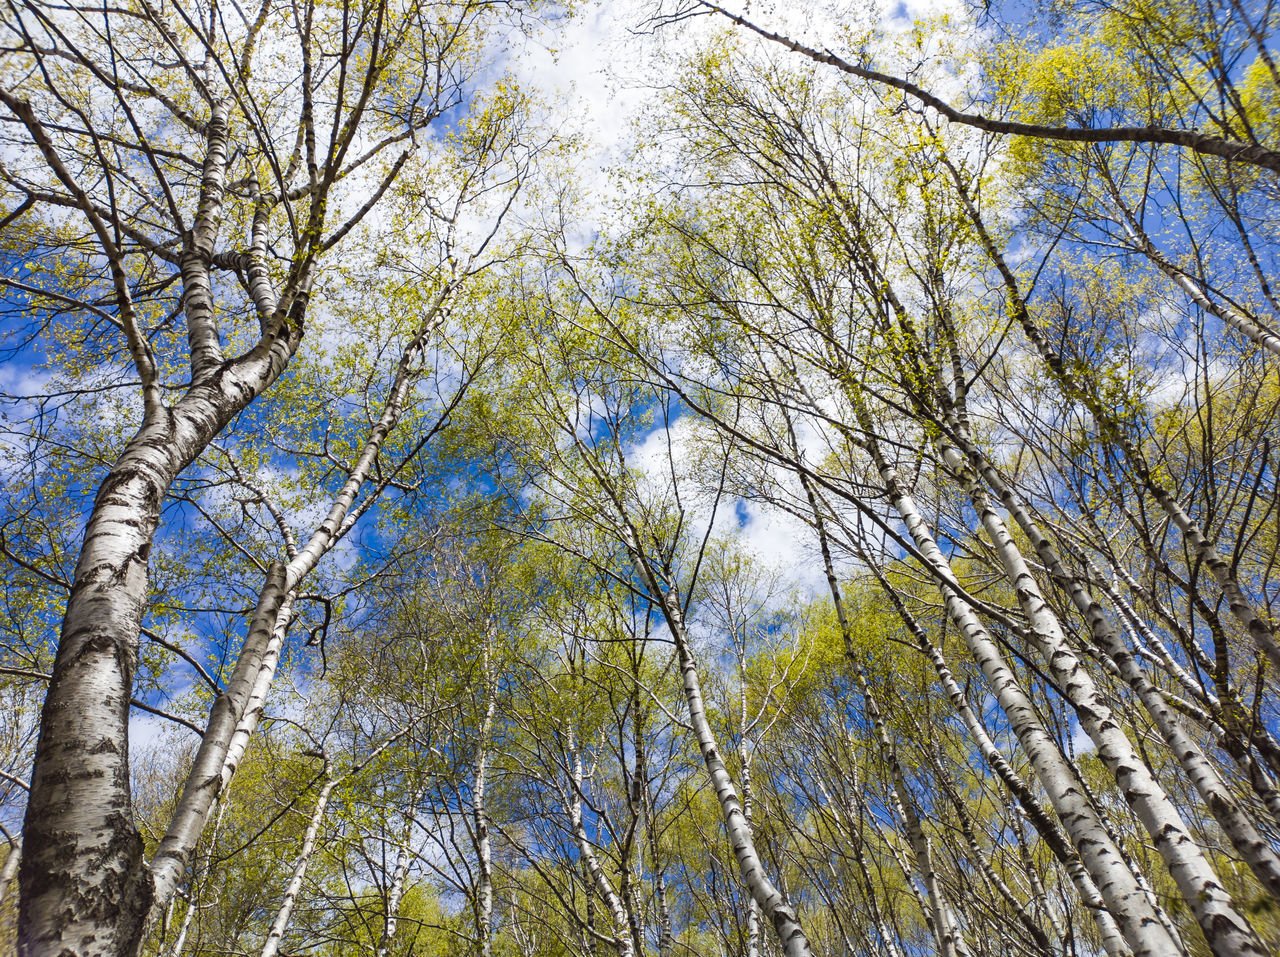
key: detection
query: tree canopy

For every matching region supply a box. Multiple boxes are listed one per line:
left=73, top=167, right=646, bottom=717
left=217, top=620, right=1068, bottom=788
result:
left=1, top=0, right=1279, bottom=956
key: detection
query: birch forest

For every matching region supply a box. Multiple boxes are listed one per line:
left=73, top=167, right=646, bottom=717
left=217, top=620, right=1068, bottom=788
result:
left=1, top=0, right=1279, bottom=954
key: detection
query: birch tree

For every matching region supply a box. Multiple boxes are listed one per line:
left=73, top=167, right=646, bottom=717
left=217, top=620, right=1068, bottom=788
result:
left=0, top=0, right=545, bottom=949
left=570, top=33, right=1280, bottom=954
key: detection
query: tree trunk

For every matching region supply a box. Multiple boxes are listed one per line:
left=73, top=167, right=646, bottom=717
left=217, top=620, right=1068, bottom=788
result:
left=636, top=709, right=673, bottom=957
left=949, top=429, right=1280, bottom=908
left=164, top=895, right=197, bottom=957
left=881, top=570, right=1134, bottom=957
left=1100, top=166, right=1280, bottom=359
left=376, top=826, right=414, bottom=957
left=150, top=282, right=454, bottom=916
left=0, top=837, right=19, bottom=909
left=794, top=417, right=1132, bottom=957
left=858, top=423, right=1179, bottom=957
left=938, top=441, right=1268, bottom=956
left=20, top=338, right=301, bottom=956
left=20, top=417, right=206, bottom=957
left=799, top=467, right=968, bottom=957
left=626, top=533, right=813, bottom=957
left=569, top=731, right=634, bottom=957
left=260, top=763, right=337, bottom=957
left=822, top=785, right=905, bottom=957
left=739, top=749, right=761, bottom=957
left=474, top=638, right=496, bottom=957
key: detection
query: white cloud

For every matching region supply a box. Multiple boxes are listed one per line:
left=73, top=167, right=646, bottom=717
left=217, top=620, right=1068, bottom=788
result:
left=503, top=0, right=977, bottom=193
left=625, top=412, right=828, bottom=594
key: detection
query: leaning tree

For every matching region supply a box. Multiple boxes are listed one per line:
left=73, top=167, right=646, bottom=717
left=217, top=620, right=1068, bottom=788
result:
left=0, top=0, right=544, bottom=952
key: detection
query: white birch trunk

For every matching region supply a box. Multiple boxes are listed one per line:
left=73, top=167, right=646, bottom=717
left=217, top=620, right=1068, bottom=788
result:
left=260, top=766, right=337, bottom=957
left=800, top=472, right=968, bottom=957
left=814, top=770, right=901, bottom=957
left=800, top=442, right=1132, bottom=957
left=895, top=580, right=1132, bottom=956
left=149, top=565, right=290, bottom=909
left=376, top=830, right=414, bottom=957
left=148, top=284, right=455, bottom=915
left=165, top=783, right=231, bottom=957
left=20, top=293, right=303, bottom=957
left=164, top=895, right=197, bottom=957
left=739, top=748, right=760, bottom=957
left=842, top=812, right=905, bottom=957
left=0, top=837, right=19, bottom=909
left=219, top=597, right=297, bottom=801
left=636, top=714, right=673, bottom=957
left=652, top=861, right=674, bottom=957
left=939, top=443, right=1268, bottom=955
left=919, top=718, right=1056, bottom=955
left=569, top=732, right=634, bottom=957
left=859, top=428, right=1179, bottom=957
left=1092, top=560, right=1280, bottom=829
left=1013, top=811, right=1067, bottom=942
left=475, top=638, right=496, bottom=957
left=625, top=536, right=813, bottom=957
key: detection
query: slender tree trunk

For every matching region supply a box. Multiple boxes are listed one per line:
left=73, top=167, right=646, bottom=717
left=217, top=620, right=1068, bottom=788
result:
left=636, top=707, right=673, bottom=957
left=0, top=837, right=19, bottom=909
left=568, top=731, right=634, bottom=957
left=1084, top=551, right=1280, bottom=829
left=884, top=571, right=1134, bottom=957
left=149, top=283, right=455, bottom=917
left=799, top=466, right=968, bottom=957
left=474, top=637, right=497, bottom=957
left=149, top=564, right=289, bottom=911
left=260, top=763, right=337, bottom=957
left=625, top=533, right=813, bottom=957
left=870, top=800, right=938, bottom=940
left=165, top=782, right=231, bottom=957
left=909, top=710, right=1056, bottom=956
left=857, top=422, right=1179, bottom=957
left=1013, top=810, right=1067, bottom=943
left=164, top=895, right=197, bottom=957
left=651, top=857, right=674, bottom=957
left=818, top=781, right=904, bottom=957
left=795, top=421, right=1132, bottom=957
left=583, top=859, right=598, bottom=957
left=739, top=749, right=761, bottom=957
left=1106, top=558, right=1280, bottom=786
left=376, top=824, right=414, bottom=957
left=1099, top=165, right=1280, bottom=359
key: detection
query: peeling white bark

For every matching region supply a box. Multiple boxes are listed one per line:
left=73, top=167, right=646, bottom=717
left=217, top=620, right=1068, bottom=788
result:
left=859, top=423, right=1178, bottom=957
left=939, top=442, right=1268, bottom=956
